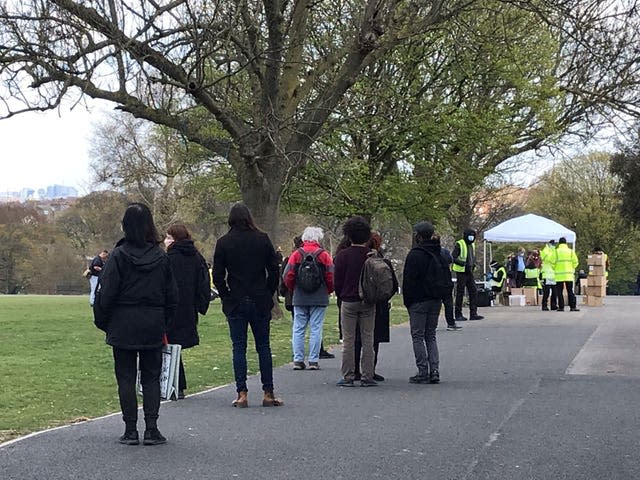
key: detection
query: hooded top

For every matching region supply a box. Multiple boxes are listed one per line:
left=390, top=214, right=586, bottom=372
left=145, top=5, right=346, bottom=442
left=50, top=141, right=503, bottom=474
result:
left=93, top=238, right=178, bottom=349
left=402, top=237, right=454, bottom=307
left=167, top=239, right=211, bottom=348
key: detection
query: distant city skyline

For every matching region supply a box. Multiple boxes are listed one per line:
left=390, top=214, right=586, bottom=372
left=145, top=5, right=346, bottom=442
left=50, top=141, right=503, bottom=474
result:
left=0, top=100, right=108, bottom=194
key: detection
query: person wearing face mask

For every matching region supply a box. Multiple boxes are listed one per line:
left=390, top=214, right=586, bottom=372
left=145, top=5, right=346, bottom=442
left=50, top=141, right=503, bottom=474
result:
left=451, top=228, right=484, bottom=321
left=164, top=225, right=211, bottom=399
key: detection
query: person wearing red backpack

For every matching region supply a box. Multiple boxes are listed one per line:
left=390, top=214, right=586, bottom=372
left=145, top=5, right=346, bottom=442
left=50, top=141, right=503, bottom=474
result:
left=283, top=227, right=334, bottom=370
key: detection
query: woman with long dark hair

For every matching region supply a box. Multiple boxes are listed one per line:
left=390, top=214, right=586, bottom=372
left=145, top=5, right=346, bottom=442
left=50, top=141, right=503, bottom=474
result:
left=93, top=203, right=178, bottom=445
left=212, top=203, right=283, bottom=407
left=164, top=224, right=211, bottom=399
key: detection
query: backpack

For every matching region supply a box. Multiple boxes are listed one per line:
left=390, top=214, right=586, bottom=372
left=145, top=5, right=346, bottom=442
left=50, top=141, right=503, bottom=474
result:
left=295, top=248, right=325, bottom=293
left=358, top=251, right=397, bottom=304
left=422, top=248, right=454, bottom=299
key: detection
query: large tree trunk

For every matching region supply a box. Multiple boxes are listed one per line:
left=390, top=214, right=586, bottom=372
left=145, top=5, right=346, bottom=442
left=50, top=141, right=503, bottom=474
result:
left=236, top=156, right=286, bottom=242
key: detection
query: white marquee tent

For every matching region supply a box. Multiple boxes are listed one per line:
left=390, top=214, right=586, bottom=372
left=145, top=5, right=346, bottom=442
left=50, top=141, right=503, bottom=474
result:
left=482, top=214, right=576, bottom=272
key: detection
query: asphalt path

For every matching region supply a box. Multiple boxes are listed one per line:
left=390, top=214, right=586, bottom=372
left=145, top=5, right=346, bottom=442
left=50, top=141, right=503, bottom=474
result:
left=2, top=296, right=640, bottom=480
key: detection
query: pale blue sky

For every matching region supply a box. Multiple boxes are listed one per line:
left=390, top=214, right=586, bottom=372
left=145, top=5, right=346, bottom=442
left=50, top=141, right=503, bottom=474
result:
left=0, top=104, right=106, bottom=194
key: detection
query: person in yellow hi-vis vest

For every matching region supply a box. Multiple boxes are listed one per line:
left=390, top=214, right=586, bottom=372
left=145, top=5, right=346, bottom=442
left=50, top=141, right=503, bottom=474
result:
left=451, top=228, right=483, bottom=321
left=540, top=240, right=558, bottom=311
left=554, top=237, right=579, bottom=312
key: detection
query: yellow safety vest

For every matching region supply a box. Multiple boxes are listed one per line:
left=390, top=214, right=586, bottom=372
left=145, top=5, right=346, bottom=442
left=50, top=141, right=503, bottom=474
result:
left=524, top=267, right=541, bottom=289
left=490, top=266, right=507, bottom=289
left=452, top=239, right=474, bottom=273
left=554, top=244, right=578, bottom=282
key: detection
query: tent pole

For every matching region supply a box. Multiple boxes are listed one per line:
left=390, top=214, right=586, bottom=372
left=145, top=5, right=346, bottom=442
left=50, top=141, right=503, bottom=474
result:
left=483, top=240, right=487, bottom=275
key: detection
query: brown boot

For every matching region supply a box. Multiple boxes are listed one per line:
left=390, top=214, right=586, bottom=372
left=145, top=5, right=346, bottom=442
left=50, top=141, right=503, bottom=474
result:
left=232, top=391, right=248, bottom=408
left=262, top=390, right=283, bottom=407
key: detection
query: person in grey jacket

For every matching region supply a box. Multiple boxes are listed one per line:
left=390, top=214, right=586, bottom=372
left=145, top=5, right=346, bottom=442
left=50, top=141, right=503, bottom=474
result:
left=283, top=226, right=334, bottom=370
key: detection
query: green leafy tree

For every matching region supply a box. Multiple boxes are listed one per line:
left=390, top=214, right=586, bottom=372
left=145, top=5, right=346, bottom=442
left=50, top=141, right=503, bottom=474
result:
left=610, top=126, right=640, bottom=226
left=527, top=152, right=640, bottom=294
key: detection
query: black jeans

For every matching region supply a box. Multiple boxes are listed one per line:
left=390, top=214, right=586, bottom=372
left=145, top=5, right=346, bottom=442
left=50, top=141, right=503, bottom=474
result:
left=556, top=281, right=577, bottom=310
left=226, top=298, right=274, bottom=393
left=541, top=281, right=558, bottom=309
left=113, top=347, right=162, bottom=431
left=442, top=294, right=455, bottom=326
left=455, top=272, right=478, bottom=318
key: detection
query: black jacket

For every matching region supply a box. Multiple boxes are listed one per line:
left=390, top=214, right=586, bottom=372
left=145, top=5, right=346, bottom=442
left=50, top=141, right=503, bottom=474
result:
left=93, top=239, right=178, bottom=350
left=402, top=238, right=454, bottom=308
left=167, top=240, right=211, bottom=348
left=212, top=227, right=279, bottom=316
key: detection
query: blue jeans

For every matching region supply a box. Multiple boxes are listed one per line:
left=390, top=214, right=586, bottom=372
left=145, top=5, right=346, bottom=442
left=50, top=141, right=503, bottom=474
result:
left=292, top=306, right=327, bottom=362
left=226, top=298, right=273, bottom=393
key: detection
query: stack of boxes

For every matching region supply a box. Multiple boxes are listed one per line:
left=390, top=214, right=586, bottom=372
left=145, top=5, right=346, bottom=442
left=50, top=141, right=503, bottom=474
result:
left=584, top=254, right=606, bottom=306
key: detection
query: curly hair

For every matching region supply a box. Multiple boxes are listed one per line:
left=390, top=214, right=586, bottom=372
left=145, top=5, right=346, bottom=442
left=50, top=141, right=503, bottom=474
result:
left=342, top=216, right=371, bottom=245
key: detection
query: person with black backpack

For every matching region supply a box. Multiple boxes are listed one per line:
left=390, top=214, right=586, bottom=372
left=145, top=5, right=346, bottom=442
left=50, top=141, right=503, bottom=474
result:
left=282, top=227, right=334, bottom=370
left=402, top=221, right=453, bottom=385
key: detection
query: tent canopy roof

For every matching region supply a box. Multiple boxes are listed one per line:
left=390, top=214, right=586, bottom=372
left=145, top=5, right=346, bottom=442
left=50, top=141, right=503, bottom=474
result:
left=483, top=214, right=576, bottom=243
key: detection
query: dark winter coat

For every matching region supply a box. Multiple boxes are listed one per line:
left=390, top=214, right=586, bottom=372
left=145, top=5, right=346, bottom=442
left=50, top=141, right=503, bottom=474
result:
left=167, top=239, right=211, bottom=349
left=212, top=227, right=280, bottom=316
left=93, top=239, right=178, bottom=350
left=402, top=238, right=454, bottom=308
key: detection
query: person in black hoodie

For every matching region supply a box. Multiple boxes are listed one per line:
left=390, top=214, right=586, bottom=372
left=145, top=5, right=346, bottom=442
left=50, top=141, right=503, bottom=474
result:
left=164, top=224, right=211, bottom=400
left=212, top=203, right=283, bottom=408
left=93, top=203, right=178, bottom=446
left=403, top=221, right=453, bottom=384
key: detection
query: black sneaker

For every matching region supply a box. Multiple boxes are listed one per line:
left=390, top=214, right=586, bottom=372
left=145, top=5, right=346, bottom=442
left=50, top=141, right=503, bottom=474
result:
left=293, top=361, right=306, bottom=370
left=455, top=315, right=468, bottom=322
left=336, top=378, right=355, bottom=387
left=469, top=314, right=484, bottom=320
left=429, top=369, right=440, bottom=384
left=373, top=373, right=385, bottom=381
left=319, top=350, right=335, bottom=359
left=143, top=429, right=167, bottom=446
left=409, top=374, right=429, bottom=384
left=541, top=307, right=549, bottom=311
left=360, top=379, right=378, bottom=387
left=447, top=324, right=462, bottom=331
left=570, top=308, right=580, bottom=312
left=118, top=430, right=139, bottom=445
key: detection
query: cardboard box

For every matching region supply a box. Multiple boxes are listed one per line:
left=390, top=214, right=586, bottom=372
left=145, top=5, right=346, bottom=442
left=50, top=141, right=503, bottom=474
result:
left=588, top=265, right=605, bottom=276
left=586, top=285, right=606, bottom=297
left=509, top=295, right=526, bottom=306
left=523, top=287, right=538, bottom=306
left=587, top=254, right=606, bottom=266
left=510, top=288, right=524, bottom=297
left=587, top=275, right=605, bottom=287
left=586, top=295, right=604, bottom=306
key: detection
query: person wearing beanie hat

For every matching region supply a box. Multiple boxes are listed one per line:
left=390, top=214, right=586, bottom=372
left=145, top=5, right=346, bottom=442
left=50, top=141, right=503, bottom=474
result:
left=451, top=228, right=484, bottom=321
left=403, top=222, right=453, bottom=384
left=489, top=260, right=507, bottom=296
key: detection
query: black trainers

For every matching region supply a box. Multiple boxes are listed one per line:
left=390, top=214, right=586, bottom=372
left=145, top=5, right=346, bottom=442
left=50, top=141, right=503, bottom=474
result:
left=118, top=430, right=139, bottom=445
left=429, top=369, right=440, bottom=384
left=143, top=429, right=167, bottom=446
left=447, top=324, right=462, bottom=331
left=373, top=373, right=385, bottom=381
left=319, top=350, right=335, bottom=359
left=336, top=378, right=355, bottom=387
left=570, top=308, right=581, bottom=312
left=455, top=315, right=468, bottom=322
left=293, top=361, right=306, bottom=370
left=360, top=379, right=378, bottom=387
left=409, top=374, right=429, bottom=384
left=469, top=314, right=484, bottom=320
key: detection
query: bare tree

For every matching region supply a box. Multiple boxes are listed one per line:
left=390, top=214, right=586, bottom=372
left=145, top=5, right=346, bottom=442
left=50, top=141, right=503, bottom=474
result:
left=1, top=1, right=640, bottom=237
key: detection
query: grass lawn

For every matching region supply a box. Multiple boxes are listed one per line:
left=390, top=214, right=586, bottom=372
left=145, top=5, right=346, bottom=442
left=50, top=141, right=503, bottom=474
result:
left=0, top=295, right=409, bottom=443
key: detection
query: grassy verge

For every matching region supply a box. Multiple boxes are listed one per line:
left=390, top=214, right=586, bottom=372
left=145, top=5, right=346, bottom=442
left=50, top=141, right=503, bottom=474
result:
left=0, top=295, right=408, bottom=443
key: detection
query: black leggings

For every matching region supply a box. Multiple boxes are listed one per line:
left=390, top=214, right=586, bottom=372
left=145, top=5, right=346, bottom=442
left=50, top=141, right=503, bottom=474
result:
left=113, top=347, right=162, bottom=431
